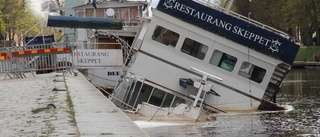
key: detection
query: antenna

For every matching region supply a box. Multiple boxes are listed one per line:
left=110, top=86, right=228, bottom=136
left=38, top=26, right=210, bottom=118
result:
left=190, top=67, right=222, bottom=82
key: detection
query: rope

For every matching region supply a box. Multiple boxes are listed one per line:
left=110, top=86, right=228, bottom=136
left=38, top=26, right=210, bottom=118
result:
left=148, top=93, right=168, bottom=122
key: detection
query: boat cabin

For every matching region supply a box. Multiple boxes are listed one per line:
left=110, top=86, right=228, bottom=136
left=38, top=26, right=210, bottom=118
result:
left=113, top=0, right=300, bottom=115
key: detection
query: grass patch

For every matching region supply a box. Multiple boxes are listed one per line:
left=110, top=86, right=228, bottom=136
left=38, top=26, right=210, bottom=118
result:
left=100, top=132, right=114, bottom=135
left=295, top=46, right=320, bottom=61
left=108, top=109, right=118, bottom=113
left=64, top=74, right=77, bottom=126
left=41, top=122, right=55, bottom=136
left=66, top=86, right=77, bottom=126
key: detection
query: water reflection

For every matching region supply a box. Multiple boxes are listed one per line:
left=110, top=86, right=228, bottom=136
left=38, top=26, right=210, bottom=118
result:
left=142, top=69, right=320, bottom=137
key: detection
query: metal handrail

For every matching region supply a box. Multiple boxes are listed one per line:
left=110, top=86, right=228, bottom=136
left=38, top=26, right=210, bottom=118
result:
left=11, top=22, right=42, bottom=47
left=193, top=0, right=291, bottom=39
left=81, top=72, right=137, bottom=111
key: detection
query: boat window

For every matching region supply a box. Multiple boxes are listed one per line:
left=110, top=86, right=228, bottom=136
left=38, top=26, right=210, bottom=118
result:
left=149, top=88, right=166, bottom=107
left=76, top=11, right=85, bottom=17
left=181, top=38, right=208, bottom=60
left=152, top=26, right=179, bottom=47
left=96, top=9, right=105, bottom=18
left=210, top=50, right=237, bottom=72
left=85, top=9, right=94, bottom=17
left=162, top=94, right=175, bottom=108
left=238, top=62, right=266, bottom=83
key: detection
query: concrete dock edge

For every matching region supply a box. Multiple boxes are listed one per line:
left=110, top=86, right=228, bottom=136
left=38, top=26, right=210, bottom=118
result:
left=66, top=71, right=149, bottom=137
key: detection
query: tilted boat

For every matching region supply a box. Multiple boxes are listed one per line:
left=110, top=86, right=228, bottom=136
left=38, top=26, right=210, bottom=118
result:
left=111, top=0, right=300, bottom=122
left=72, top=0, right=148, bottom=89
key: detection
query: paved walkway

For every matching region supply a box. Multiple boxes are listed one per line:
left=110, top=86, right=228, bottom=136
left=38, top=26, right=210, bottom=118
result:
left=67, top=71, right=149, bottom=137
left=0, top=71, right=148, bottom=137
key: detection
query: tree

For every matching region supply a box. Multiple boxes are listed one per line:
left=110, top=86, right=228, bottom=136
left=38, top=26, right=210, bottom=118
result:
left=0, top=17, right=5, bottom=40
left=41, top=0, right=65, bottom=15
left=285, top=0, right=320, bottom=46
left=41, top=0, right=69, bottom=42
left=232, top=0, right=320, bottom=46
left=1, top=0, right=27, bottom=41
left=233, top=0, right=287, bottom=31
left=0, top=0, right=50, bottom=46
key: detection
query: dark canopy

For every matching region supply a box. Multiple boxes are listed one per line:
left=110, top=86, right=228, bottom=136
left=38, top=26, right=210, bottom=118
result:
left=47, top=15, right=123, bottom=30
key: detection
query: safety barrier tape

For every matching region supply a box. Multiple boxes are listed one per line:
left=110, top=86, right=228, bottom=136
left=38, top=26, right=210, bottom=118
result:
left=0, top=47, right=71, bottom=60
left=0, top=53, right=9, bottom=60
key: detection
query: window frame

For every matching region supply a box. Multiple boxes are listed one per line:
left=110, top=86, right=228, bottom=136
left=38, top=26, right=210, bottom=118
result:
left=180, top=38, right=208, bottom=60
left=210, top=50, right=237, bottom=72
left=238, top=61, right=266, bottom=83
left=152, top=25, right=180, bottom=47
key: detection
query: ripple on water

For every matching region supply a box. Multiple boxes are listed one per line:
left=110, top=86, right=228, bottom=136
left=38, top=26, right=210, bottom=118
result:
left=143, top=69, right=320, bottom=136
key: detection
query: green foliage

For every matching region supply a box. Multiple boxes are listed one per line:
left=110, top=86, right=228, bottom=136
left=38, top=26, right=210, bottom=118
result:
left=0, top=0, right=46, bottom=44
left=232, top=0, right=320, bottom=46
left=100, top=132, right=114, bottom=135
left=108, top=109, right=118, bottom=113
left=64, top=75, right=77, bottom=127
left=295, top=46, right=320, bottom=61
left=233, top=0, right=288, bottom=32
left=0, top=18, right=4, bottom=35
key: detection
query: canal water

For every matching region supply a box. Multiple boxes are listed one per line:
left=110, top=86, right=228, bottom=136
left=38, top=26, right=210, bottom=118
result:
left=140, top=68, right=320, bottom=137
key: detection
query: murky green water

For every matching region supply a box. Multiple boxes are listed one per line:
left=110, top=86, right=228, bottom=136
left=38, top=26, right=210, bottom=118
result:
left=142, top=69, right=320, bottom=137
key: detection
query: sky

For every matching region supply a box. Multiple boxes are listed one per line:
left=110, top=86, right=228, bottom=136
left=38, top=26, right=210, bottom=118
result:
left=150, top=0, right=159, bottom=7
left=28, top=0, right=48, bottom=15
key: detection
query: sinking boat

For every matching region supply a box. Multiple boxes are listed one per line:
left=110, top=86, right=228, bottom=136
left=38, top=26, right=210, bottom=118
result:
left=111, top=0, right=300, bottom=122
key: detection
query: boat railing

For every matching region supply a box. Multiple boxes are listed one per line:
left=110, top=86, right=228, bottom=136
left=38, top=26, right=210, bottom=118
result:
left=91, top=21, right=140, bottom=36
left=81, top=70, right=138, bottom=111
left=122, top=21, right=141, bottom=31
left=193, top=0, right=291, bottom=40
left=122, top=21, right=140, bottom=26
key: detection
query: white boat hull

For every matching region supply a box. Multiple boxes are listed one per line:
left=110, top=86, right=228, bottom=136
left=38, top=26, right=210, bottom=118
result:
left=86, top=67, right=122, bottom=89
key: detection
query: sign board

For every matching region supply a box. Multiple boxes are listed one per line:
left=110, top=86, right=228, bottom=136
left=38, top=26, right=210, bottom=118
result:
left=157, top=0, right=299, bottom=64
left=56, top=49, right=123, bottom=68
left=73, top=49, right=123, bottom=68
left=25, top=35, right=55, bottom=45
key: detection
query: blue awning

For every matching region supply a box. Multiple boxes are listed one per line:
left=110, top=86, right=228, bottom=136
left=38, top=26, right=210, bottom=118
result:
left=47, top=15, right=123, bottom=30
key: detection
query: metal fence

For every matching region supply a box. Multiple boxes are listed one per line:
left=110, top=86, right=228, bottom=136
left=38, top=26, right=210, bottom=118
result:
left=0, top=43, right=74, bottom=79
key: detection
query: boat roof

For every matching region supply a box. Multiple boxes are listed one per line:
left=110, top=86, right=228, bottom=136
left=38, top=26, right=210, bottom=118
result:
left=156, top=0, right=299, bottom=65
left=47, top=15, right=123, bottom=30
